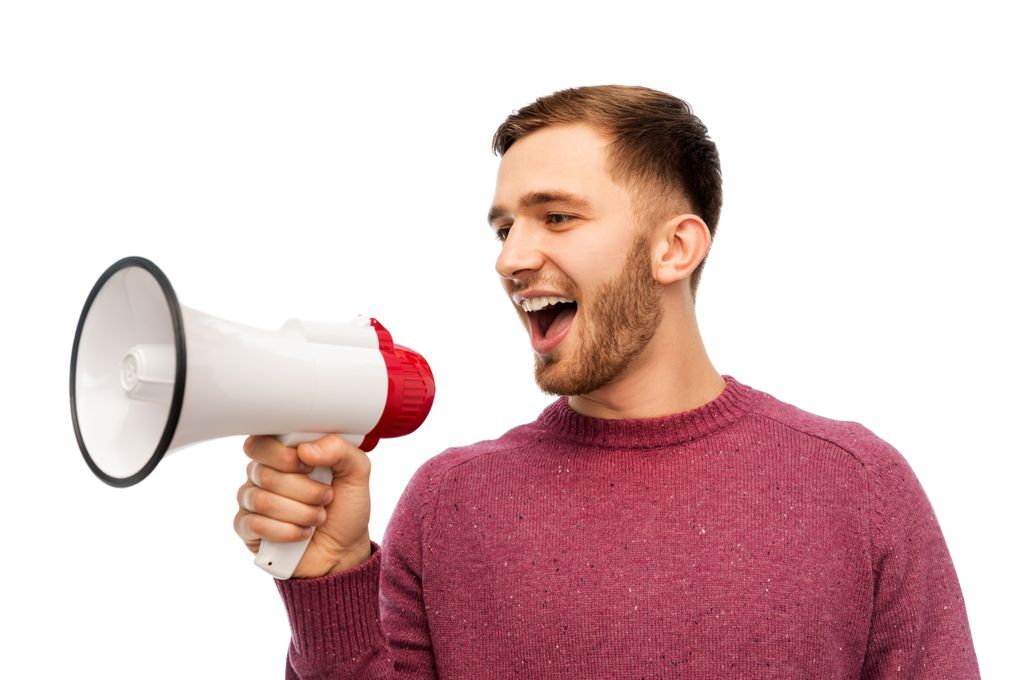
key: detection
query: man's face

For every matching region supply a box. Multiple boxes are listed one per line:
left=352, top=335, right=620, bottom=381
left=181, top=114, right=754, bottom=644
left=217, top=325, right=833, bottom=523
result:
left=488, top=123, right=663, bottom=396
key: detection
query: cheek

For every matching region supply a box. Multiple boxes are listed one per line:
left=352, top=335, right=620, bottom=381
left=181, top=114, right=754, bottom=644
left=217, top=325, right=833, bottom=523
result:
left=567, top=259, right=617, bottom=302
left=562, top=232, right=634, bottom=286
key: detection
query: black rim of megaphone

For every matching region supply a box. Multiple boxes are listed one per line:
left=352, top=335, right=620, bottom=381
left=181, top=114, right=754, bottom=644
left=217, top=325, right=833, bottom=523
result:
left=70, top=256, right=187, bottom=488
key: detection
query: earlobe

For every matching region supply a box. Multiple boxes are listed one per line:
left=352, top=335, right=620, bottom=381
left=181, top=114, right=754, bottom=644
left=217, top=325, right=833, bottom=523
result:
left=652, top=214, right=710, bottom=285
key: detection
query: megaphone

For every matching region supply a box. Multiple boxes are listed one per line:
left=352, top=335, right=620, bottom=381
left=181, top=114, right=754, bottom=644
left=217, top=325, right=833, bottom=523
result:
left=70, top=256, right=435, bottom=579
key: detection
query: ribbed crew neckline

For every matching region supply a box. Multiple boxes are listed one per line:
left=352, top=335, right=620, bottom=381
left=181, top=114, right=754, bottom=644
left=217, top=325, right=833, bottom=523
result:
left=535, top=374, right=758, bottom=449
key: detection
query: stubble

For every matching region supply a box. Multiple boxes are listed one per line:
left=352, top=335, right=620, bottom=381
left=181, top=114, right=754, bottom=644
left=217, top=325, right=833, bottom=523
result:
left=535, top=231, right=663, bottom=396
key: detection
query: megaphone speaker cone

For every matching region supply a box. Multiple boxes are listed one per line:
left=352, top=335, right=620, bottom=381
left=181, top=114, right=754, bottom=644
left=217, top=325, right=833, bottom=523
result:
left=70, top=257, right=187, bottom=487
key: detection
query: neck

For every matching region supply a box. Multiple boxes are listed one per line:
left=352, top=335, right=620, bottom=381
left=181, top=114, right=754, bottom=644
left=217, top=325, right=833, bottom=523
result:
left=567, top=298, right=724, bottom=420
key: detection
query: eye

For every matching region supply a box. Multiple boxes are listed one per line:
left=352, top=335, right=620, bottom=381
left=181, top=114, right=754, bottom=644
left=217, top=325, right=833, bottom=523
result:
left=547, top=213, right=574, bottom=225
left=494, top=226, right=511, bottom=242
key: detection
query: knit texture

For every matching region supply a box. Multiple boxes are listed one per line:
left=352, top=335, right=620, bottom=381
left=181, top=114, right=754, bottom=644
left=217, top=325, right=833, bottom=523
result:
left=276, top=375, right=980, bottom=678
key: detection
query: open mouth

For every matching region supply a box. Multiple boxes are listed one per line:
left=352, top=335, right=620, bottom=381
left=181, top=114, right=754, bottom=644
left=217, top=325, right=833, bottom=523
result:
left=519, top=296, right=578, bottom=353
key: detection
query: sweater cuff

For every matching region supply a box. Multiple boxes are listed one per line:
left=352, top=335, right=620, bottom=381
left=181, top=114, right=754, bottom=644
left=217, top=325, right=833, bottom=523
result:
left=274, top=542, right=383, bottom=662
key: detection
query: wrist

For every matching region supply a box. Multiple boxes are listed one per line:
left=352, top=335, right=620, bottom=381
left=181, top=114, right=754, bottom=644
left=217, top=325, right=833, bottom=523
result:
left=289, top=534, right=373, bottom=579
left=326, top=538, right=373, bottom=576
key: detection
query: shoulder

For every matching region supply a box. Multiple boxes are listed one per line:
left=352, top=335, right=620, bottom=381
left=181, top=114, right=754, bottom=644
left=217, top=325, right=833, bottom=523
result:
left=398, top=417, right=545, bottom=504
left=745, top=382, right=911, bottom=477
left=743, top=383, right=935, bottom=541
left=743, top=383, right=939, bottom=558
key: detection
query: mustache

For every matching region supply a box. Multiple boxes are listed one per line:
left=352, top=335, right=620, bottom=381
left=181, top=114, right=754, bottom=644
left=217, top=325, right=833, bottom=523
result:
left=510, top=278, right=579, bottom=297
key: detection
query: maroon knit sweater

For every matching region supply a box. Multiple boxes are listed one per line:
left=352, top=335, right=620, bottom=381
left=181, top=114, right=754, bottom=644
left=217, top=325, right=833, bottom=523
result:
left=275, top=375, right=980, bottom=678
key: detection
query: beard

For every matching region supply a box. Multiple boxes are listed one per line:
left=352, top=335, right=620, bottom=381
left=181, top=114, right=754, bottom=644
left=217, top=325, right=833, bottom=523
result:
left=534, top=230, right=663, bottom=396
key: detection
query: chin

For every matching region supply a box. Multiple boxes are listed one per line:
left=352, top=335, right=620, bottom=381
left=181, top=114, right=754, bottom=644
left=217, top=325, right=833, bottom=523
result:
left=533, top=353, right=615, bottom=397
left=533, top=354, right=572, bottom=396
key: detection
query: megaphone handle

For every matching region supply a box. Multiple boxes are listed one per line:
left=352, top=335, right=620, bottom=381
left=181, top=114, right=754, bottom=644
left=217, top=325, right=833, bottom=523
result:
left=253, top=432, right=360, bottom=579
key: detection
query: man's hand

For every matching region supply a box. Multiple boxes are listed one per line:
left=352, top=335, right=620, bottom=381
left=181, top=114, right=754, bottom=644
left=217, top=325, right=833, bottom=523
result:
left=234, top=434, right=373, bottom=579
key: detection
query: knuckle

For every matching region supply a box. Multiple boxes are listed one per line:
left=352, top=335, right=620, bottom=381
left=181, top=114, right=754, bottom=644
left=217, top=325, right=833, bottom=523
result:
left=282, top=448, right=303, bottom=471
left=249, top=436, right=273, bottom=456
left=236, top=512, right=258, bottom=541
left=312, top=435, right=345, bottom=462
left=247, top=488, right=273, bottom=515
left=246, top=514, right=267, bottom=538
left=254, top=463, right=277, bottom=489
left=318, top=433, right=341, bottom=451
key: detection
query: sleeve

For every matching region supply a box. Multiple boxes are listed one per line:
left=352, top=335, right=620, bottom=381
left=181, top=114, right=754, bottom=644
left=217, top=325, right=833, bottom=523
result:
left=275, top=542, right=394, bottom=679
left=274, top=459, right=443, bottom=679
left=861, top=439, right=981, bottom=679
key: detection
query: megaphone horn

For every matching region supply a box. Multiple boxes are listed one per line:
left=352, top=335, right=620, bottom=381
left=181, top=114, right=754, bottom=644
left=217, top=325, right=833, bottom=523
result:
left=70, top=256, right=435, bottom=579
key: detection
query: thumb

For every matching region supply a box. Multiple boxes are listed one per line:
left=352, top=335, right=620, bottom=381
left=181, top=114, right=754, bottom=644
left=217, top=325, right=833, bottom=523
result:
left=296, top=434, right=371, bottom=483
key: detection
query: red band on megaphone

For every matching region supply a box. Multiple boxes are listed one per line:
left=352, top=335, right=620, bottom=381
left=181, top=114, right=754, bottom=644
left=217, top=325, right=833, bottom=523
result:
left=361, top=319, right=435, bottom=452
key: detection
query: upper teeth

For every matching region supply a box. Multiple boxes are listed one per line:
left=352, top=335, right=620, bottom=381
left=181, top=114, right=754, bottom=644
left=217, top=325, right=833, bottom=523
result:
left=520, top=296, right=574, bottom=312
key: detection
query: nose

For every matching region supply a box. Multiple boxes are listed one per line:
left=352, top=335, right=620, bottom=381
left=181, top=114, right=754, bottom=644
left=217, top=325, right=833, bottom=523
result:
left=495, top=221, right=545, bottom=280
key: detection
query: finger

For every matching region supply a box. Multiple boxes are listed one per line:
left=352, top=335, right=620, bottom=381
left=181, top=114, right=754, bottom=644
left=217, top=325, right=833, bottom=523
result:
left=244, top=435, right=312, bottom=474
left=297, top=434, right=371, bottom=482
left=247, top=461, right=334, bottom=506
left=237, top=484, right=327, bottom=528
left=234, top=508, right=263, bottom=551
left=234, top=509, right=314, bottom=546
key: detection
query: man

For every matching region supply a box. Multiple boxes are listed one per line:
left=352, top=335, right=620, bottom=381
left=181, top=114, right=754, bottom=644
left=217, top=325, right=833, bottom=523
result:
left=234, top=85, right=980, bottom=678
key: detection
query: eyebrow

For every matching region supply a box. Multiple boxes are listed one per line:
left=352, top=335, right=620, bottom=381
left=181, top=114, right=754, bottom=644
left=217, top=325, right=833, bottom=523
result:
left=487, top=190, right=593, bottom=226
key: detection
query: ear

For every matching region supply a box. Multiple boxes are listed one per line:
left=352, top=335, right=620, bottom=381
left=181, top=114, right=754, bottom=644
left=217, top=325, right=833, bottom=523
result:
left=650, top=214, right=712, bottom=286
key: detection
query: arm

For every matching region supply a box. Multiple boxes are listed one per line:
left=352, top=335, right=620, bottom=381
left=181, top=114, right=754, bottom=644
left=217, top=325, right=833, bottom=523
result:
left=862, top=439, right=980, bottom=678
left=377, top=460, right=441, bottom=675
left=276, top=543, right=393, bottom=679
left=266, top=442, right=441, bottom=678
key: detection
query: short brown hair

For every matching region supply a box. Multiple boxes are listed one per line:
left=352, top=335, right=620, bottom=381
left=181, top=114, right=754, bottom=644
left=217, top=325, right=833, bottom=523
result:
left=492, top=85, right=722, bottom=297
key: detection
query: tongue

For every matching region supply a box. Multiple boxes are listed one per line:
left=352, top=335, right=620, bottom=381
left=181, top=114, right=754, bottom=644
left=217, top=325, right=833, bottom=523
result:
left=543, top=305, right=576, bottom=339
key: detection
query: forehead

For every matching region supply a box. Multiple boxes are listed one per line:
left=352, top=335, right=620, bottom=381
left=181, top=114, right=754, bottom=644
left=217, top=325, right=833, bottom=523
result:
left=492, top=123, right=625, bottom=207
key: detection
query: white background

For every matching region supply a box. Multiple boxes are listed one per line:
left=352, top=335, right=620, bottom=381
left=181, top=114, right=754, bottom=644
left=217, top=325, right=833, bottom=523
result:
left=1, top=1, right=1016, bottom=677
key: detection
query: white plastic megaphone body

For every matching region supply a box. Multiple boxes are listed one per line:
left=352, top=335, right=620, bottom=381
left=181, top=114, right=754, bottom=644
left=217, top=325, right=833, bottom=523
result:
left=70, top=256, right=435, bottom=579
